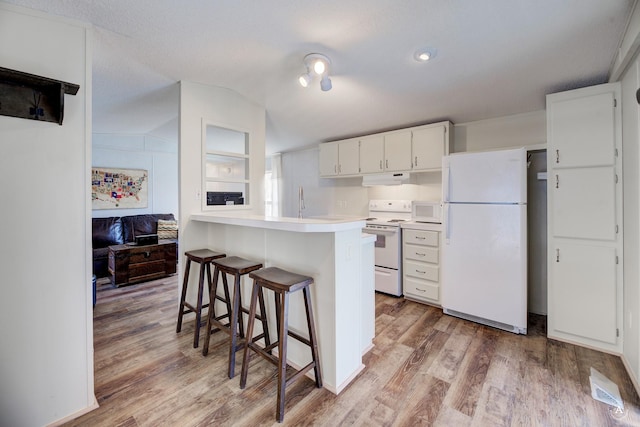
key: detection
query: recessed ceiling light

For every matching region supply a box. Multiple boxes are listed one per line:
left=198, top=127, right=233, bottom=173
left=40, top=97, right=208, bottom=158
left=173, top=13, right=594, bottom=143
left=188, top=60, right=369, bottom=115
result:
left=414, top=48, right=437, bottom=62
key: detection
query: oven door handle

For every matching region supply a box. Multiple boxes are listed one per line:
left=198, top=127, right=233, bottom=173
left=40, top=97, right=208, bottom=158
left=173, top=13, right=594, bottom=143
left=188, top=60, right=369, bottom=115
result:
left=363, top=227, right=399, bottom=235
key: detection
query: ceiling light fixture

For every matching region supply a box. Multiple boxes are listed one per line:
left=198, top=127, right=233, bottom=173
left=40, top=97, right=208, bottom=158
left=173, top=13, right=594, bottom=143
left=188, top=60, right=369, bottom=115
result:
left=299, top=53, right=332, bottom=91
left=414, top=48, right=437, bottom=62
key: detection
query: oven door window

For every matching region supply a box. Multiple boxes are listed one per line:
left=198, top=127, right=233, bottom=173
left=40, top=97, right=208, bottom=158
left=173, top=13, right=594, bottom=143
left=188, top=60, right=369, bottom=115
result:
left=375, top=234, right=386, bottom=248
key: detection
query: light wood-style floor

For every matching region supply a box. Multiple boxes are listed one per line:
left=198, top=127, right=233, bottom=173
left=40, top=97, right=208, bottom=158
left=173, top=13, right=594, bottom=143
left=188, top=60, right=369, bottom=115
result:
left=66, top=275, right=640, bottom=426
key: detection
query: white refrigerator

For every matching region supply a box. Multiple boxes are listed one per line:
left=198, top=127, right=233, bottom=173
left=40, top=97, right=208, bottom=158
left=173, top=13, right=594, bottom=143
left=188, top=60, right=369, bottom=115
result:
left=441, top=147, right=527, bottom=334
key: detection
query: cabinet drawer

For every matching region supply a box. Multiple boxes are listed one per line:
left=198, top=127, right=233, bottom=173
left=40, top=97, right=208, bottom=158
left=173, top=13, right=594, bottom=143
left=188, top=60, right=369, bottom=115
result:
left=404, top=277, right=439, bottom=301
left=129, top=248, right=165, bottom=264
left=404, top=244, right=438, bottom=263
left=403, top=229, right=438, bottom=246
left=404, top=260, right=439, bottom=282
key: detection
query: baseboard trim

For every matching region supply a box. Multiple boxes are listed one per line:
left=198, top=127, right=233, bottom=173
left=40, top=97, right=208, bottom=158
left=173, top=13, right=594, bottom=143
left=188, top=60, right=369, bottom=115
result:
left=620, top=353, right=640, bottom=398
left=47, top=397, right=99, bottom=427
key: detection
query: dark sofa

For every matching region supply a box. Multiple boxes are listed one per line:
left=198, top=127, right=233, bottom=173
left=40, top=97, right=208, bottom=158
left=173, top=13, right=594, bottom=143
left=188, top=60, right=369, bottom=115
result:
left=92, top=213, right=177, bottom=278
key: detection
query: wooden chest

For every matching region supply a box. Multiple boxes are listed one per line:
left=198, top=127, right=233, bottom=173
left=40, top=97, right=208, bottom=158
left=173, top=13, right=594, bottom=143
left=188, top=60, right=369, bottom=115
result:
left=108, top=240, right=177, bottom=287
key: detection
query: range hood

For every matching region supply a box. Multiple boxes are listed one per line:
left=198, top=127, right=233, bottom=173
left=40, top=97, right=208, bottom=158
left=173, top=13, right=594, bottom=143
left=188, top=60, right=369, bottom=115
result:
left=362, top=172, right=410, bottom=187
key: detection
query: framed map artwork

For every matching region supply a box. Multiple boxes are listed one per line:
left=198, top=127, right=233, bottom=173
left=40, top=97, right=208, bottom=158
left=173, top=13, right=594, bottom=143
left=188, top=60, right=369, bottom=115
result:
left=92, top=167, right=148, bottom=209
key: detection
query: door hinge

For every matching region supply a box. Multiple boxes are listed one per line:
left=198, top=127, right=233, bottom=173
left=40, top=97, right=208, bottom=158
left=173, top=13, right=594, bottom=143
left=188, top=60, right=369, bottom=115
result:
left=556, top=248, right=560, bottom=262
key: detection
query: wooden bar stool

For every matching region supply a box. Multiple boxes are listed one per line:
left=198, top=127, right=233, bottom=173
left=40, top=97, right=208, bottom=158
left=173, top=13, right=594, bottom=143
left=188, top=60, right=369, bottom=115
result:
left=240, top=267, right=322, bottom=423
left=202, top=256, right=270, bottom=379
left=176, top=249, right=226, bottom=348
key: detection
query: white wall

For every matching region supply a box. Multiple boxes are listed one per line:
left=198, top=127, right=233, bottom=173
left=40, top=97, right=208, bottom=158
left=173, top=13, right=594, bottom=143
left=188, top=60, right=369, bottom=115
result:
left=92, top=133, right=178, bottom=219
left=453, top=110, right=547, bottom=152
left=281, top=147, right=369, bottom=217
left=622, top=57, right=640, bottom=387
left=0, top=4, right=94, bottom=426
left=178, top=81, right=265, bottom=302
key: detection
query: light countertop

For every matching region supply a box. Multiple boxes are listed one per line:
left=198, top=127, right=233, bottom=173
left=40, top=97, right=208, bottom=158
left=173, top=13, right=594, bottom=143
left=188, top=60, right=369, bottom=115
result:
left=191, top=212, right=366, bottom=233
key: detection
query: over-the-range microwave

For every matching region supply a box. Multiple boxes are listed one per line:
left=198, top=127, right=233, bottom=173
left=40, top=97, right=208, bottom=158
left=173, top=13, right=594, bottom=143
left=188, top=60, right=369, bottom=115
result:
left=411, top=201, right=442, bottom=223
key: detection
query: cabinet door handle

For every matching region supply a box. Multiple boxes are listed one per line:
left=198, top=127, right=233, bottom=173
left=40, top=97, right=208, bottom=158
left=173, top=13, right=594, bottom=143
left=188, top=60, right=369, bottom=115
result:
left=416, top=236, right=426, bottom=240
left=414, top=156, right=418, bottom=167
left=555, top=174, right=559, bottom=189
left=379, top=160, right=383, bottom=170
left=416, top=269, right=426, bottom=274
left=386, top=159, right=389, bottom=169
left=144, top=251, right=151, bottom=258
left=556, top=149, right=560, bottom=164
left=556, top=248, right=560, bottom=262
left=416, top=288, right=426, bottom=293
left=416, top=252, right=426, bottom=256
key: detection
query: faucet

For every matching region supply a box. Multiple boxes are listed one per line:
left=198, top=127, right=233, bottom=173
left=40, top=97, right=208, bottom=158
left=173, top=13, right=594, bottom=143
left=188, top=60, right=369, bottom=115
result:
left=298, top=186, right=305, bottom=218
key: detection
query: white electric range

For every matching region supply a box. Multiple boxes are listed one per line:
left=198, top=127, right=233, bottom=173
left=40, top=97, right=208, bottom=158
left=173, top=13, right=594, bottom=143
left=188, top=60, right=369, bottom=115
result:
left=362, top=200, right=412, bottom=296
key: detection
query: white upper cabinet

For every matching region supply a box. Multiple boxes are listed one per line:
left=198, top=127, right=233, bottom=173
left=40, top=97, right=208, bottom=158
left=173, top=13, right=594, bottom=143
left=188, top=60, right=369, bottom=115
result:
left=384, top=131, right=413, bottom=171
left=548, top=92, right=616, bottom=168
left=319, top=138, right=359, bottom=177
left=319, top=141, right=339, bottom=176
left=339, top=138, right=360, bottom=175
left=412, top=124, right=448, bottom=171
left=319, top=121, right=451, bottom=178
left=359, top=135, right=385, bottom=174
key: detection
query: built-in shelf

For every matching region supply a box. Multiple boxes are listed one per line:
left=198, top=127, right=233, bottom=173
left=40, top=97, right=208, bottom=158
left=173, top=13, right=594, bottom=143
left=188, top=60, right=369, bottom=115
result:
left=0, top=67, right=79, bottom=125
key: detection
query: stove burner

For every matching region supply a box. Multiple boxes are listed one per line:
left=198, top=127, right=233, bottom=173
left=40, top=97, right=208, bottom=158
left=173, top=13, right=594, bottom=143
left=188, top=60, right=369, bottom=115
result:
left=387, top=219, right=407, bottom=223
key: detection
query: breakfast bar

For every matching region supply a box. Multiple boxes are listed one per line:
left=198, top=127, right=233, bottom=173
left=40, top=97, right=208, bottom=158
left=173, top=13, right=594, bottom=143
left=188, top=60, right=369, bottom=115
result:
left=190, top=212, right=374, bottom=394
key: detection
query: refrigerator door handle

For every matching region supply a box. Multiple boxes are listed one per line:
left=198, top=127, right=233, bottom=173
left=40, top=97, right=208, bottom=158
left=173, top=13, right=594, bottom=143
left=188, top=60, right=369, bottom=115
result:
left=444, top=203, right=451, bottom=242
left=443, top=166, right=451, bottom=202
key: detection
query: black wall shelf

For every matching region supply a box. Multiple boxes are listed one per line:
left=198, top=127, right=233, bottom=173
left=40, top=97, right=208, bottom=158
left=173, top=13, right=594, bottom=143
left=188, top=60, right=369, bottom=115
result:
left=0, top=67, right=80, bottom=125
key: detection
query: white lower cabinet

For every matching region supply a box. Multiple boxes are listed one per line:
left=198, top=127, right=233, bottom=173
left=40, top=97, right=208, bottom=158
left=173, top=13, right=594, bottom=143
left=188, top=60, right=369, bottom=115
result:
left=402, top=226, right=441, bottom=305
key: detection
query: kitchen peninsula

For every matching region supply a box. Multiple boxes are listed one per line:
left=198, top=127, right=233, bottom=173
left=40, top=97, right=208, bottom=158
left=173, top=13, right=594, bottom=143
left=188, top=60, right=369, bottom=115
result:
left=190, top=212, right=374, bottom=394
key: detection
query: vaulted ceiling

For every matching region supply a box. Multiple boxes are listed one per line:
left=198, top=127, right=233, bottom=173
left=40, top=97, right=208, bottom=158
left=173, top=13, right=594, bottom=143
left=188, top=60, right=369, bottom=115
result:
left=4, top=0, right=635, bottom=154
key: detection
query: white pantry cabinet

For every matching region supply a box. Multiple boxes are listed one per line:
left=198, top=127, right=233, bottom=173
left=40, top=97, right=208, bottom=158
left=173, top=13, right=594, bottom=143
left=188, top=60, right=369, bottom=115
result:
left=402, top=225, right=442, bottom=306
left=319, top=138, right=359, bottom=177
left=547, top=82, right=622, bottom=353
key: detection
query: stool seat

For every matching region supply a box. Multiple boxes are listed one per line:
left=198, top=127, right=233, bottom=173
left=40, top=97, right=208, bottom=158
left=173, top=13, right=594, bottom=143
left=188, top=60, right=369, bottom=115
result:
left=186, top=249, right=226, bottom=263
left=241, top=266, right=322, bottom=423
left=176, top=249, right=226, bottom=348
left=203, top=256, right=268, bottom=379
left=249, top=267, right=313, bottom=292
left=214, top=256, right=265, bottom=275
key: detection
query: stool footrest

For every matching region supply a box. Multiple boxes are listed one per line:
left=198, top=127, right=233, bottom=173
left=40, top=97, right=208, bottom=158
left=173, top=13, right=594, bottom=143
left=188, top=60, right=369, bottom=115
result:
left=285, top=361, right=317, bottom=388
left=181, top=301, right=210, bottom=315
left=287, top=330, right=311, bottom=346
